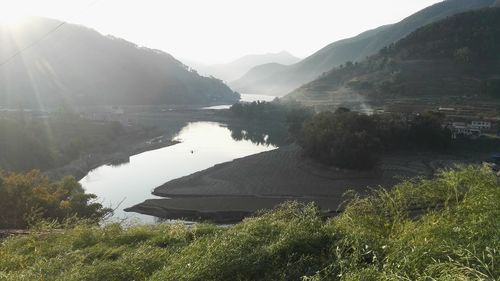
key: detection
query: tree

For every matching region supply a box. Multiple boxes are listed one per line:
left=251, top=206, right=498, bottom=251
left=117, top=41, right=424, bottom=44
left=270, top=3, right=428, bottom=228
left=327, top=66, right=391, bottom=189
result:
left=410, top=112, right=451, bottom=150
left=0, top=170, right=111, bottom=229
left=299, top=111, right=381, bottom=170
left=297, top=110, right=453, bottom=170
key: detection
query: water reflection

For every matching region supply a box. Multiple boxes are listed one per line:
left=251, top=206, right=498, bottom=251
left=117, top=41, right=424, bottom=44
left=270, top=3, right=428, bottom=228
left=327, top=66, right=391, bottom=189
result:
left=227, top=121, right=289, bottom=147
left=80, top=122, right=277, bottom=223
left=201, top=94, right=276, bottom=110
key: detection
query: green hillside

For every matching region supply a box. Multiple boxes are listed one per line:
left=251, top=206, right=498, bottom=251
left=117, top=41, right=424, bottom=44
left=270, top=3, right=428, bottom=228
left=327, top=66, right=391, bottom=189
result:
left=233, top=0, right=496, bottom=96
left=287, top=8, right=500, bottom=103
left=0, top=18, right=239, bottom=109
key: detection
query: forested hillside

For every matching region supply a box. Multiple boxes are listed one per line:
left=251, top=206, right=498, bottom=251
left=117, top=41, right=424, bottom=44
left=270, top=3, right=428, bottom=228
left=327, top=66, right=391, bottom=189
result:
left=0, top=18, right=239, bottom=109
left=233, top=0, right=495, bottom=96
left=0, top=115, right=147, bottom=173
left=288, top=8, right=500, bottom=102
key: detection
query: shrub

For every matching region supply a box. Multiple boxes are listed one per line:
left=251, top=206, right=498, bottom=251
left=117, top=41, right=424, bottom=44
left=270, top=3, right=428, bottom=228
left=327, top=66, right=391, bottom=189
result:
left=0, top=171, right=111, bottom=229
left=0, top=166, right=498, bottom=280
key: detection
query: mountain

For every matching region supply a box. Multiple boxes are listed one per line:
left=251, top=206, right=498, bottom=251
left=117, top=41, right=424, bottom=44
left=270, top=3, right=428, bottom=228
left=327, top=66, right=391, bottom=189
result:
left=230, top=63, right=288, bottom=94
left=185, top=51, right=300, bottom=83
left=0, top=17, right=239, bottom=109
left=235, top=0, right=496, bottom=96
left=286, top=8, right=500, bottom=104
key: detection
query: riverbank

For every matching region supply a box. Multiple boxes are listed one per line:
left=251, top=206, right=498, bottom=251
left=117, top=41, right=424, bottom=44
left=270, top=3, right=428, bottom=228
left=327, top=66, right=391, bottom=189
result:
left=127, top=144, right=482, bottom=223
left=44, top=132, right=179, bottom=181
left=126, top=196, right=343, bottom=224
left=3, top=167, right=498, bottom=280
left=42, top=108, right=236, bottom=181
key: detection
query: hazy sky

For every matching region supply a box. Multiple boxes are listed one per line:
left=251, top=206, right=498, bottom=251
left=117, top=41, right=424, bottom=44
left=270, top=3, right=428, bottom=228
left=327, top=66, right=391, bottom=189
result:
left=2, top=0, right=443, bottom=64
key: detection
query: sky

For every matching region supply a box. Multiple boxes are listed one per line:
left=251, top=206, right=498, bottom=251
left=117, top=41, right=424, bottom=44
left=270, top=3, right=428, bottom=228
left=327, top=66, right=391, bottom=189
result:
left=1, top=0, right=443, bottom=64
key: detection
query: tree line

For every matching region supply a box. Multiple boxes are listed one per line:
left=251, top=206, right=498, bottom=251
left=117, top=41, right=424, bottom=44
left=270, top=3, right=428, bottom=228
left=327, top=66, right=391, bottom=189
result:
left=229, top=101, right=452, bottom=170
left=296, top=108, right=451, bottom=170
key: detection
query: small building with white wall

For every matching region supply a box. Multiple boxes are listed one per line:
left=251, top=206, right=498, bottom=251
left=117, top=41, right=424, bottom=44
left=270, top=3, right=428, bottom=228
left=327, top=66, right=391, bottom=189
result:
left=471, top=121, right=491, bottom=130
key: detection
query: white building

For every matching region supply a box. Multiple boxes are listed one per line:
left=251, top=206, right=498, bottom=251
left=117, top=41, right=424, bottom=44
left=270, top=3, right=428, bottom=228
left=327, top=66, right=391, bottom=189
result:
left=471, top=121, right=491, bottom=130
left=451, top=124, right=481, bottom=139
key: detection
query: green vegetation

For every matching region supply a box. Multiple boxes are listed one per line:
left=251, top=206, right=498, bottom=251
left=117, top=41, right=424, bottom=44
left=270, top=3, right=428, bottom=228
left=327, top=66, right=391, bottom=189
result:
left=289, top=8, right=500, bottom=101
left=229, top=101, right=313, bottom=123
left=297, top=109, right=451, bottom=170
left=391, top=8, right=500, bottom=68
left=0, top=17, right=239, bottom=109
left=233, top=0, right=495, bottom=96
left=0, top=166, right=498, bottom=280
left=0, top=170, right=111, bottom=229
left=0, top=115, right=124, bottom=172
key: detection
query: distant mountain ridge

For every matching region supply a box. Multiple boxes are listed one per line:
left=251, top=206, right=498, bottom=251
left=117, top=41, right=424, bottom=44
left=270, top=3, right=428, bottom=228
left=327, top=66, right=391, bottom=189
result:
left=0, top=17, right=239, bottom=109
left=185, top=51, right=300, bottom=83
left=286, top=8, right=500, bottom=103
left=230, top=63, right=288, bottom=94
left=235, top=0, right=496, bottom=96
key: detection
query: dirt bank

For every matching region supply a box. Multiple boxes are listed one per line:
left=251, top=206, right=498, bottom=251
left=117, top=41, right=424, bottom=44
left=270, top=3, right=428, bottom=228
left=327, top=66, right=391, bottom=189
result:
left=125, top=196, right=344, bottom=224
left=128, top=144, right=477, bottom=222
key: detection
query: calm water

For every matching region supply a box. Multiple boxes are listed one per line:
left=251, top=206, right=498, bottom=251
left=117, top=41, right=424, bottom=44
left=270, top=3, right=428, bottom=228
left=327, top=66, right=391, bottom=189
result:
left=79, top=122, right=277, bottom=223
left=202, top=93, right=276, bottom=109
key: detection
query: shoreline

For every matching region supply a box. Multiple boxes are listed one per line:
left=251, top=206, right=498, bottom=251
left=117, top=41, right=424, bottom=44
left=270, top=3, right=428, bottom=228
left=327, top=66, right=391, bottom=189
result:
left=127, top=144, right=484, bottom=223
left=42, top=107, right=235, bottom=181
left=44, top=133, right=180, bottom=181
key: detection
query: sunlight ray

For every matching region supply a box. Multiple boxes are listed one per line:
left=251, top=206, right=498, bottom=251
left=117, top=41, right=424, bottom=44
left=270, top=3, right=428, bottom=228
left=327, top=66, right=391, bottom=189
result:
left=5, top=24, right=57, bottom=145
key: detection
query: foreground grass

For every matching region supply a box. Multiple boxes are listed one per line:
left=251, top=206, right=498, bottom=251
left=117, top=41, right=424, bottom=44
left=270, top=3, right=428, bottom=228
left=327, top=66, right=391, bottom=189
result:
left=0, top=166, right=498, bottom=281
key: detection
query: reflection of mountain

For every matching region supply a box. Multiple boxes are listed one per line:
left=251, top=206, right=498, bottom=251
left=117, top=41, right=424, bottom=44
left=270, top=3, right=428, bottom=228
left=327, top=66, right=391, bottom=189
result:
left=0, top=17, right=239, bottom=109
left=227, top=121, right=289, bottom=147
left=233, top=0, right=496, bottom=96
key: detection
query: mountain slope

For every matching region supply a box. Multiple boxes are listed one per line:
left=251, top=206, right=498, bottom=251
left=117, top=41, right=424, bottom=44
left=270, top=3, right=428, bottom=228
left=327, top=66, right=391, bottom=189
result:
left=235, top=0, right=496, bottom=96
left=286, top=8, right=500, bottom=104
left=0, top=17, right=239, bottom=109
left=230, top=63, right=288, bottom=93
left=186, top=51, right=300, bottom=83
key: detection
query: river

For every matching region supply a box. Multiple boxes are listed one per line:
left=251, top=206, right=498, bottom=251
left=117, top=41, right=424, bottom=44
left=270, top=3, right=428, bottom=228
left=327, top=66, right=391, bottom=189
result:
left=79, top=121, right=278, bottom=223
left=202, top=93, right=276, bottom=109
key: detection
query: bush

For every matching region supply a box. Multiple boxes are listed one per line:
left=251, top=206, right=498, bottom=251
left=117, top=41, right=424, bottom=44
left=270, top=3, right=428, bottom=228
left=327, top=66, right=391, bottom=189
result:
left=0, top=166, right=498, bottom=280
left=0, top=171, right=111, bottom=229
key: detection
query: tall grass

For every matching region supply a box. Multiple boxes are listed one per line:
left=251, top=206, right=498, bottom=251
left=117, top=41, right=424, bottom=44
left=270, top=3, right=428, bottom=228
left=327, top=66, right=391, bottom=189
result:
left=0, top=166, right=498, bottom=281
